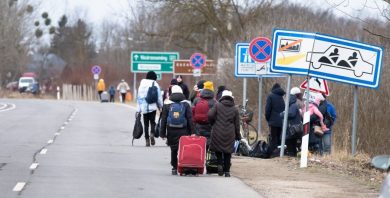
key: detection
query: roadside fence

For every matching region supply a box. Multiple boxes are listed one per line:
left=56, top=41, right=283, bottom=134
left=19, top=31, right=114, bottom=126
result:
left=61, top=84, right=97, bottom=101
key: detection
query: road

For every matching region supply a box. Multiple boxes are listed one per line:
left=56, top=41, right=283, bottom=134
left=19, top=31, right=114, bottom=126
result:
left=0, top=99, right=261, bottom=198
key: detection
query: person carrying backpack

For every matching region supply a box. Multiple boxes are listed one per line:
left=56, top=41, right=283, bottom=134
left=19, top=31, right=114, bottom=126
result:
left=160, top=85, right=193, bottom=175
left=208, top=90, right=242, bottom=177
left=137, top=71, right=163, bottom=147
left=192, top=81, right=216, bottom=146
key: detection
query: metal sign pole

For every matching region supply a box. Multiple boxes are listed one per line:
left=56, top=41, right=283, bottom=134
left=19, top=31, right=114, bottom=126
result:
left=351, top=85, right=358, bottom=155
left=258, top=77, right=263, bottom=135
left=280, top=74, right=291, bottom=157
left=133, top=73, right=137, bottom=102
left=243, top=78, right=247, bottom=107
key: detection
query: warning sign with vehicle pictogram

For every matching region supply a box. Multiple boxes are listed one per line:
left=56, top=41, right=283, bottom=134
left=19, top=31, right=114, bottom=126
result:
left=300, top=77, right=329, bottom=96
left=270, top=29, right=383, bottom=89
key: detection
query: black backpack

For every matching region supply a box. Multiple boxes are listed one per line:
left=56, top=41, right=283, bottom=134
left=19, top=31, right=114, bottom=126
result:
left=145, top=81, right=158, bottom=104
left=250, top=140, right=269, bottom=158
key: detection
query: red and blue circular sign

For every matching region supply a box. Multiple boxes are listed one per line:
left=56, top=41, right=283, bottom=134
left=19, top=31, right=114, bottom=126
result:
left=190, top=53, right=206, bottom=69
left=91, top=65, right=101, bottom=75
left=249, top=37, right=272, bottom=62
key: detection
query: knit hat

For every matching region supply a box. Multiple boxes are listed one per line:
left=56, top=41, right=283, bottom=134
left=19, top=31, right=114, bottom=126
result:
left=203, top=81, right=214, bottom=91
left=171, top=85, right=183, bottom=94
left=146, top=71, right=157, bottom=80
left=290, top=87, right=301, bottom=95
left=221, top=90, right=234, bottom=98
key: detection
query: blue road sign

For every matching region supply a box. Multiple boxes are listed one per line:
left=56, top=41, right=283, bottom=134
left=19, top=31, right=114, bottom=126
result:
left=249, top=37, right=272, bottom=62
left=235, top=43, right=284, bottom=78
left=271, top=29, right=384, bottom=89
left=91, top=65, right=101, bottom=75
left=190, top=53, right=206, bottom=69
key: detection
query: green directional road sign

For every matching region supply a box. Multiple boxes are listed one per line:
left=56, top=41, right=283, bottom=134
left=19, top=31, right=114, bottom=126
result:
left=131, top=51, right=179, bottom=73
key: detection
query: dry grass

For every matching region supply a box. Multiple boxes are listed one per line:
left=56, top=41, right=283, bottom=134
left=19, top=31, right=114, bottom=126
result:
left=307, top=150, right=387, bottom=190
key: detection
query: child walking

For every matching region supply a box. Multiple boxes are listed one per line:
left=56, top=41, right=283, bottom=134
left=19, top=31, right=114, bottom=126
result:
left=160, top=85, right=193, bottom=175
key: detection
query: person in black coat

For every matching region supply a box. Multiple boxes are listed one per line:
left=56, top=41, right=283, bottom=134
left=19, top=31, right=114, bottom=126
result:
left=176, top=75, right=190, bottom=100
left=283, top=94, right=302, bottom=156
left=160, top=85, right=193, bottom=175
left=265, top=83, right=285, bottom=157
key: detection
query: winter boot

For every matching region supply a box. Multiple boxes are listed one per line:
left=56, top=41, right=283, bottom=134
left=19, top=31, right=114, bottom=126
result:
left=150, top=134, right=155, bottom=146
left=217, top=165, right=224, bottom=176
left=145, top=138, right=150, bottom=147
left=171, top=168, right=177, bottom=175
left=224, top=172, right=231, bottom=177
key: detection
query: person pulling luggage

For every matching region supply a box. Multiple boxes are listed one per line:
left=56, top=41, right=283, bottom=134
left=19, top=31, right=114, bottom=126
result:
left=160, top=85, right=193, bottom=175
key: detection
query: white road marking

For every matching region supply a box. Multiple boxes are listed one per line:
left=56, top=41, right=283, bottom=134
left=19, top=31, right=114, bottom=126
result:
left=47, top=140, right=54, bottom=144
left=60, top=126, right=65, bottom=130
left=0, top=103, right=16, bottom=112
left=64, top=121, right=69, bottom=125
left=29, top=163, right=39, bottom=170
left=0, top=104, right=6, bottom=110
left=54, top=132, right=60, bottom=136
left=40, top=149, right=47, bottom=155
left=13, top=182, right=26, bottom=192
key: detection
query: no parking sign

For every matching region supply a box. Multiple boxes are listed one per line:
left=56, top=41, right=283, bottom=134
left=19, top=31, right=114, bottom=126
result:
left=249, top=37, right=272, bottom=63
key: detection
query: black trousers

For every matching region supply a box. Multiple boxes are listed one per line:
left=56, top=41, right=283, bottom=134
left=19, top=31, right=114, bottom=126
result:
left=143, top=111, right=156, bottom=139
left=97, top=91, right=103, bottom=100
left=267, top=126, right=282, bottom=157
left=215, top=152, right=232, bottom=172
left=285, top=138, right=298, bottom=156
left=110, top=95, right=115, bottom=102
left=170, top=145, right=179, bottom=169
left=121, top=93, right=126, bottom=103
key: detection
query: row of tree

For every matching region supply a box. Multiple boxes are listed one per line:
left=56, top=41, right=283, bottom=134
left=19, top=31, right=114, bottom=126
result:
left=1, top=0, right=389, bottom=155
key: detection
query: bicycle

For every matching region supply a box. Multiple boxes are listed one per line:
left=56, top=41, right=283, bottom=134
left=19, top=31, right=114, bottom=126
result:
left=238, top=99, right=258, bottom=146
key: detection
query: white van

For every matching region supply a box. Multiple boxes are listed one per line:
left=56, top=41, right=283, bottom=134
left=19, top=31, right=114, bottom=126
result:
left=18, top=77, right=36, bottom=92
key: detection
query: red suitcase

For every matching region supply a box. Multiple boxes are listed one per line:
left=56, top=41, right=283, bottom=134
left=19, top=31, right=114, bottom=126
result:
left=177, top=135, right=207, bottom=176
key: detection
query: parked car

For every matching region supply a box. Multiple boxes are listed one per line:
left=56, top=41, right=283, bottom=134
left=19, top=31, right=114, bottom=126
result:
left=18, top=77, right=37, bottom=93
left=371, top=155, right=390, bottom=198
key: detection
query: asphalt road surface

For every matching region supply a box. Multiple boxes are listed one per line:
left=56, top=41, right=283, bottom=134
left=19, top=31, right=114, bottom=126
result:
left=0, top=99, right=261, bottom=198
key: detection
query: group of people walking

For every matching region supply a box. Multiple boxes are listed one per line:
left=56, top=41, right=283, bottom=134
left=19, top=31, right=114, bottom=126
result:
left=136, top=71, right=241, bottom=177
left=265, top=83, right=337, bottom=157
left=96, top=78, right=130, bottom=103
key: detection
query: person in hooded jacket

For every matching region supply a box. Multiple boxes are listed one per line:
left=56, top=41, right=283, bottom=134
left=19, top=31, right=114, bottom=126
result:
left=192, top=81, right=216, bottom=146
left=160, top=85, right=193, bottom=175
left=208, top=90, right=242, bottom=177
left=283, top=94, right=302, bottom=156
left=176, top=75, right=190, bottom=100
left=96, top=78, right=106, bottom=100
left=265, top=83, right=285, bottom=158
left=137, top=71, right=163, bottom=147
